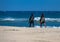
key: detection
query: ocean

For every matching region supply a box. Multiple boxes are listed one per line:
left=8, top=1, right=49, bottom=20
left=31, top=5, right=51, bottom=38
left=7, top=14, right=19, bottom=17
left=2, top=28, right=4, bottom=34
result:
left=0, top=11, right=60, bottom=28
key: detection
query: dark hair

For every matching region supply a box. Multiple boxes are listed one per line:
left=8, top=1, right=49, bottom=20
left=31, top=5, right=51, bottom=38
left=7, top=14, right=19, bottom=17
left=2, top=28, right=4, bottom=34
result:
left=41, top=13, right=44, bottom=17
left=31, top=13, right=34, bottom=16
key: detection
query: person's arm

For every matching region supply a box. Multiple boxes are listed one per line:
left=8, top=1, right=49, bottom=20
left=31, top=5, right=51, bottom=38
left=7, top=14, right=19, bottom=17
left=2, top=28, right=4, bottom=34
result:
left=40, top=17, right=45, bottom=23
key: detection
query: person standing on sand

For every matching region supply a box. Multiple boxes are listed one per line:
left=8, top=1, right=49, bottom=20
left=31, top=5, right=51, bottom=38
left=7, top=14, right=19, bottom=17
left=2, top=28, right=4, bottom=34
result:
left=29, top=13, right=34, bottom=27
left=40, top=13, right=46, bottom=28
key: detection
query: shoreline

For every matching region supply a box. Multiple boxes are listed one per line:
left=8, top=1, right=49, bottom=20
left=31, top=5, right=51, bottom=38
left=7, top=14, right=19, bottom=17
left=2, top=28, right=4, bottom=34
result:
left=0, top=25, right=60, bottom=28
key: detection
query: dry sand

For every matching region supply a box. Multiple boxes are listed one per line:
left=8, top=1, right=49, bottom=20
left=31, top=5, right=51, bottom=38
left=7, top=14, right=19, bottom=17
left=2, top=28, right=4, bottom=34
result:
left=0, top=26, right=60, bottom=42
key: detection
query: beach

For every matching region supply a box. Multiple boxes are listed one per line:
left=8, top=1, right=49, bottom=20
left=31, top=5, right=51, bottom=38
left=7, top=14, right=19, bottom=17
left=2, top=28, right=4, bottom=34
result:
left=0, top=26, right=60, bottom=42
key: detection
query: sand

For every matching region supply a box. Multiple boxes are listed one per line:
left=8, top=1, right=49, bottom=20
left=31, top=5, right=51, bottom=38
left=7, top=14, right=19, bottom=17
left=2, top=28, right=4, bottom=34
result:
left=0, top=26, right=60, bottom=42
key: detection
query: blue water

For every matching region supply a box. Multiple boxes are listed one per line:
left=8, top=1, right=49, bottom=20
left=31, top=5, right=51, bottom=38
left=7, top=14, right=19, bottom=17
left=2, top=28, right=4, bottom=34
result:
left=0, top=11, right=60, bottom=27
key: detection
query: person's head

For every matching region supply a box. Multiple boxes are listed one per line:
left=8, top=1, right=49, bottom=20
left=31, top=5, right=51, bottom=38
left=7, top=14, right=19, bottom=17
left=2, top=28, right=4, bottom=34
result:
left=41, top=13, right=44, bottom=17
left=31, top=13, right=34, bottom=16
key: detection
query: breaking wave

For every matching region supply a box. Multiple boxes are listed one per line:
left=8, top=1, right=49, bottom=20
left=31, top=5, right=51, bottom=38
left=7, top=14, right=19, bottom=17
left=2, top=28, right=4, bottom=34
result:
left=35, top=26, right=60, bottom=28
left=34, top=17, right=60, bottom=22
left=0, top=17, right=60, bottom=22
left=0, top=18, right=28, bottom=21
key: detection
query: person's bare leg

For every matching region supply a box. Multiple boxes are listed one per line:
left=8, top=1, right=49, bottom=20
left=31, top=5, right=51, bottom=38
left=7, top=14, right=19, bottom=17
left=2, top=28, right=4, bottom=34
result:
left=44, top=23, right=46, bottom=28
left=40, top=23, right=42, bottom=28
left=29, top=22, right=31, bottom=27
left=32, top=22, right=34, bottom=27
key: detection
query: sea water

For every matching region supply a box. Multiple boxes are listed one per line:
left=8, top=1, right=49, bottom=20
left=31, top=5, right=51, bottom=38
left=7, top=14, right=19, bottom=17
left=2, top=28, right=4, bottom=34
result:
left=0, top=11, right=60, bottom=28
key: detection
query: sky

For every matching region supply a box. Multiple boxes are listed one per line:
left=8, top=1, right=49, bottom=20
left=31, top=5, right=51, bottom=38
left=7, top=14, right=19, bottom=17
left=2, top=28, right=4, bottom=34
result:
left=0, top=0, right=60, bottom=11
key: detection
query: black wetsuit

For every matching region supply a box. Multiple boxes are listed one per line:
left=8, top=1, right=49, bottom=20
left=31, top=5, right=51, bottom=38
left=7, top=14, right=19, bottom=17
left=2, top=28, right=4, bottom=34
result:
left=40, top=17, right=45, bottom=24
left=40, top=14, right=46, bottom=27
left=29, top=16, right=34, bottom=27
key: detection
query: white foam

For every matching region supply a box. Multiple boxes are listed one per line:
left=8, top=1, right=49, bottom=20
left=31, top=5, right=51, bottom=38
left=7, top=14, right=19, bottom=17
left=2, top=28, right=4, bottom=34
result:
left=35, top=25, right=60, bottom=28
left=0, top=17, right=60, bottom=22
left=34, top=17, right=40, bottom=21
left=34, top=17, right=60, bottom=22
left=0, top=18, right=28, bottom=21
left=3, top=18, right=15, bottom=21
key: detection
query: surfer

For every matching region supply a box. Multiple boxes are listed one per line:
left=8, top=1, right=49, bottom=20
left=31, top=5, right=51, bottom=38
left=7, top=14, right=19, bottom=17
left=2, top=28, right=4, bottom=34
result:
left=29, top=13, right=34, bottom=27
left=40, top=13, right=46, bottom=28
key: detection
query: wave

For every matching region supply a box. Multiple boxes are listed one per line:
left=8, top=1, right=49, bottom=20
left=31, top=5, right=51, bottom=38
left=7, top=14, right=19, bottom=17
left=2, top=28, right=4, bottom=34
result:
left=0, top=18, right=28, bottom=21
left=0, top=17, right=60, bottom=22
left=35, top=26, right=60, bottom=28
left=34, top=17, right=60, bottom=22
